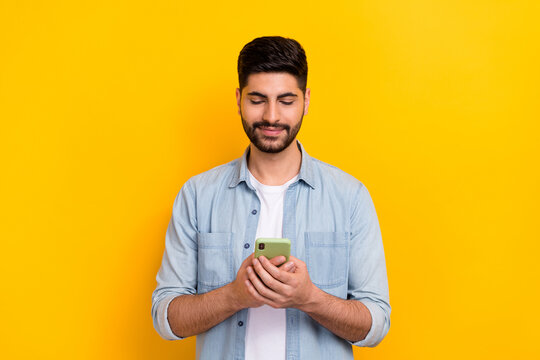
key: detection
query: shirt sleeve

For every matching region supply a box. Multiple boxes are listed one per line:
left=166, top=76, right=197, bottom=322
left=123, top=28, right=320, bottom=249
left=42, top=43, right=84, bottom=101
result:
left=347, top=184, right=391, bottom=347
left=151, top=180, right=199, bottom=340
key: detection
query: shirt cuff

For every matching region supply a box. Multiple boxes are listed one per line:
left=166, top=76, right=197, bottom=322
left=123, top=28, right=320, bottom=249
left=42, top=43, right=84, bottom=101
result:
left=156, top=294, right=183, bottom=340
left=349, top=300, right=389, bottom=347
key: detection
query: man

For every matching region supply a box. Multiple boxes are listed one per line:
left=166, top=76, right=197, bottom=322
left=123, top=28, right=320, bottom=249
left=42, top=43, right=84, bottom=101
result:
left=152, top=36, right=390, bottom=360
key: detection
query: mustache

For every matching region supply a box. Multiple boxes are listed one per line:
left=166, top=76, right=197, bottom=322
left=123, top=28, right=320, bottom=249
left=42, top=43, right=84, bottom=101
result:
left=252, top=121, right=290, bottom=131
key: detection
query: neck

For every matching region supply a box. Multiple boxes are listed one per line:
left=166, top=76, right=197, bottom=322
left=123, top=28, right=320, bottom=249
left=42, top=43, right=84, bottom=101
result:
left=247, top=141, right=302, bottom=186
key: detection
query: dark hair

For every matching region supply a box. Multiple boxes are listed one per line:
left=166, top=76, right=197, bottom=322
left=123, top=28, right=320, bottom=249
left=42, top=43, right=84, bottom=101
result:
left=237, top=36, right=308, bottom=93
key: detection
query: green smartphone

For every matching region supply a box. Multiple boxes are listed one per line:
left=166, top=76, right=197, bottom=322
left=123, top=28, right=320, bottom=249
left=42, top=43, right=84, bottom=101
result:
left=254, top=238, right=291, bottom=263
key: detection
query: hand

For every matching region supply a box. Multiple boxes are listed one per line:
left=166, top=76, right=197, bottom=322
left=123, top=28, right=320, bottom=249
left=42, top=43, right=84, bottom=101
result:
left=245, top=255, right=316, bottom=310
left=229, top=253, right=292, bottom=310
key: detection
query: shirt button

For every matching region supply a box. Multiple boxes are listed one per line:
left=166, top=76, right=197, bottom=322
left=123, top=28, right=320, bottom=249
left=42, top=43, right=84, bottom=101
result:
left=238, top=321, right=244, bottom=327
left=251, top=209, right=257, bottom=215
left=244, top=243, right=250, bottom=249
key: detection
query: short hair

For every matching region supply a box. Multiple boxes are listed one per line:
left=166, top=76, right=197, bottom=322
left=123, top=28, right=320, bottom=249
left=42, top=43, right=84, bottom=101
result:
left=237, top=36, right=308, bottom=93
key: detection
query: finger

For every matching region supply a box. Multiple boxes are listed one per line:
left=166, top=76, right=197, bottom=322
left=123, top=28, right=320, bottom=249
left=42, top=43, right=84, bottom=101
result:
left=288, top=255, right=307, bottom=269
left=258, top=257, right=295, bottom=283
left=247, top=262, right=283, bottom=301
left=282, top=261, right=296, bottom=273
left=258, top=256, right=286, bottom=281
left=268, top=255, right=286, bottom=267
left=253, top=258, right=293, bottom=292
left=245, top=265, right=255, bottom=277
left=240, top=253, right=255, bottom=268
left=244, top=279, right=270, bottom=305
left=245, top=279, right=281, bottom=308
left=253, top=255, right=285, bottom=268
left=248, top=263, right=272, bottom=290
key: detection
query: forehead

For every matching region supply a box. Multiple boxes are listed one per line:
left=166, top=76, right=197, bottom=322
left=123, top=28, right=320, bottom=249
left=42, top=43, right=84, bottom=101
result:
left=243, top=72, right=301, bottom=96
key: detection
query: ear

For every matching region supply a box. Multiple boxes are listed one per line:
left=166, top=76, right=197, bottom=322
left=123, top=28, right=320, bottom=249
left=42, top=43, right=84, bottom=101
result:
left=236, top=88, right=241, bottom=115
left=303, top=88, right=311, bottom=115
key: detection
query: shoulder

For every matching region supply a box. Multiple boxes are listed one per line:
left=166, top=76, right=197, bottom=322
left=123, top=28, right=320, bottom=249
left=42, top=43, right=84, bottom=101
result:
left=308, top=156, right=365, bottom=192
left=308, top=155, right=377, bottom=218
left=186, top=159, right=238, bottom=189
left=172, top=158, right=238, bottom=208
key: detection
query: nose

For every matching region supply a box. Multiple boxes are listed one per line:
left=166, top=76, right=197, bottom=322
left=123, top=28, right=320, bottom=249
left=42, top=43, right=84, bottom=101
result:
left=263, top=101, right=279, bottom=123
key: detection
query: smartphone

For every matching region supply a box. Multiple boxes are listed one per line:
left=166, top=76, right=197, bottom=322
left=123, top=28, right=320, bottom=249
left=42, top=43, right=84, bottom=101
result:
left=254, top=238, right=291, bottom=264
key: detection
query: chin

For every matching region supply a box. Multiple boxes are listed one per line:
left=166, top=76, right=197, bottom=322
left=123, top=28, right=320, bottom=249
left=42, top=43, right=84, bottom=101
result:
left=253, top=137, right=294, bottom=154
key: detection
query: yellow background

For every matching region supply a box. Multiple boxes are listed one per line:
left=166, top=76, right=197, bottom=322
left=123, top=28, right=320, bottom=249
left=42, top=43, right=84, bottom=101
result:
left=1, top=0, right=539, bottom=359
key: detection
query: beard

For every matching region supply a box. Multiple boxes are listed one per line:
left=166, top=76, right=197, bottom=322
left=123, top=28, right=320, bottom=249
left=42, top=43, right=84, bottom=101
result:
left=241, top=114, right=303, bottom=154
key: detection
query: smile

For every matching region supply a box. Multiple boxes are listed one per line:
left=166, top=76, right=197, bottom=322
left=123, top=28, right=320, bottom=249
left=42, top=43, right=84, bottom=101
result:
left=259, top=127, right=285, bottom=136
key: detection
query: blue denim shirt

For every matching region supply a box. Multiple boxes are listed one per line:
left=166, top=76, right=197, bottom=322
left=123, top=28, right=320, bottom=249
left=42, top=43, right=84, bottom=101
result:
left=152, top=142, right=390, bottom=360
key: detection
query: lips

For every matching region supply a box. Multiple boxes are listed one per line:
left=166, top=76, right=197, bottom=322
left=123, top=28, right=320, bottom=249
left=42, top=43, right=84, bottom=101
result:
left=259, top=126, right=284, bottom=136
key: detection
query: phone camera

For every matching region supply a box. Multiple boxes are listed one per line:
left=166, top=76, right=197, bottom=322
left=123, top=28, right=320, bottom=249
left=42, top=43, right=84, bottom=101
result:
left=258, top=243, right=265, bottom=250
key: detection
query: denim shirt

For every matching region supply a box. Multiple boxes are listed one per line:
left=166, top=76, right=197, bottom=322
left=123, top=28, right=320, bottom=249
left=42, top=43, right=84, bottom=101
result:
left=152, top=142, right=391, bottom=360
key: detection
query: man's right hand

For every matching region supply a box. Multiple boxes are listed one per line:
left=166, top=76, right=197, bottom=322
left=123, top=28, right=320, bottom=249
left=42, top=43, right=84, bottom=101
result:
left=229, top=253, right=293, bottom=310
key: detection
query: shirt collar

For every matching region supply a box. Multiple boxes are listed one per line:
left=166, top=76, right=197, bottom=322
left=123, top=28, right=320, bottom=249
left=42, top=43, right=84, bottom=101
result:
left=228, top=140, right=316, bottom=189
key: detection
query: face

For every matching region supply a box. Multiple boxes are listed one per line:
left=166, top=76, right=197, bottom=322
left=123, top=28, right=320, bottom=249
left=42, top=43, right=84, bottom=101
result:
left=236, top=72, right=310, bottom=154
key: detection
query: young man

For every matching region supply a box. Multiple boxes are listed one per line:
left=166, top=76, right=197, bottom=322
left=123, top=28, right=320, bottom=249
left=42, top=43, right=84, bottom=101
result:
left=152, top=36, right=390, bottom=360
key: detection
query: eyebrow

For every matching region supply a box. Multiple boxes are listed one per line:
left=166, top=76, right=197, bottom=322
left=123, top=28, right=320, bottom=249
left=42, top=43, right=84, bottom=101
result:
left=247, top=91, right=298, bottom=99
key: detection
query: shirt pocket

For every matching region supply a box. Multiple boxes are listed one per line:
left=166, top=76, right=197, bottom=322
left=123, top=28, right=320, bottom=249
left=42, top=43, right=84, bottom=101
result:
left=197, top=232, right=234, bottom=293
left=305, top=232, right=349, bottom=289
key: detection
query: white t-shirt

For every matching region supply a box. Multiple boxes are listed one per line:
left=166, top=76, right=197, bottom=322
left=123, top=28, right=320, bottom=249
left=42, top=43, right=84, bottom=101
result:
left=245, top=171, right=298, bottom=360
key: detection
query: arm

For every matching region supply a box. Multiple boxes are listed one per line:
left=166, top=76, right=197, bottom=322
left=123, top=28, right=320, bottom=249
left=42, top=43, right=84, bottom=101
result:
left=346, top=184, right=390, bottom=346
left=301, top=284, right=372, bottom=342
left=152, top=181, right=294, bottom=339
left=152, top=182, right=200, bottom=340
left=167, top=254, right=291, bottom=338
left=167, top=282, right=240, bottom=338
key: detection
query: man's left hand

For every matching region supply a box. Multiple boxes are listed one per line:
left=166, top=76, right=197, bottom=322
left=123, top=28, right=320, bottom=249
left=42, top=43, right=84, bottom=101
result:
left=245, top=255, right=316, bottom=310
